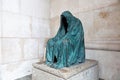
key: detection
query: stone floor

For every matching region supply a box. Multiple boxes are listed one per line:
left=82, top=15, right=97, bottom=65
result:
left=16, top=75, right=104, bottom=80
left=16, top=75, right=32, bottom=80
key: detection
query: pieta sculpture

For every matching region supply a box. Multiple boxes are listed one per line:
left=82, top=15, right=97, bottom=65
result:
left=45, top=11, right=85, bottom=69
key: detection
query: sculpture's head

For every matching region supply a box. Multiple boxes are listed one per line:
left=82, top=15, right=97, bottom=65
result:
left=60, top=11, right=74, bottom=33
left=61, top=11, right=73, bottom=24
left=61, top=11, right=73, bottom=17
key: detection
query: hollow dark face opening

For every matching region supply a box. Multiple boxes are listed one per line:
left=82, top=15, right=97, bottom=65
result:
left=62, top=15, right=68, bottom=34
left=53, top=56, right=57, bottom=63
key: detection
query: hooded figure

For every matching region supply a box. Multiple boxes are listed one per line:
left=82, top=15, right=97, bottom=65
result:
left=45, top=11, right=85, bottom=69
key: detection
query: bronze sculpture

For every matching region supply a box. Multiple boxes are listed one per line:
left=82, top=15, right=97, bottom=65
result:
left=45, top=11, right=85, bottom=69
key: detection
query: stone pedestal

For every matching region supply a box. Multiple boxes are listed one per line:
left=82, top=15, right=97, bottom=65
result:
left=32, top=59, right=99, bottom=80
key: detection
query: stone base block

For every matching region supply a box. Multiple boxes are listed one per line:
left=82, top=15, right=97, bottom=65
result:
left=32, top=59, right=99, bottom=80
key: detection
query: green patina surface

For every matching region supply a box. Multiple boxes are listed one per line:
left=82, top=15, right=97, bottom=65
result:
left=45, top=11, right=85, bottom=69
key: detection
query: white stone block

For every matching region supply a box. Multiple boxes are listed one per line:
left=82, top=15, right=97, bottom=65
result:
left=0, top=59, right=40, bottom=80
left=50, top=16, right=60, bottom=37
left=24, top=39, right=39, bottom=60
left=3, top=12, right=31, bottom=37
left=0, top=65, right=2, bottom=80
left=2, top=38, right=23, bottom=63
left=79, top=11, right=94, bottom=41
left=50, top=0, right=79, bottom=18
left=86, top=49, right=120, bottom=80
left=32, top=59, right=99, bottom=80
left=38, top=38, right=47, bottom=59
left=79, top=0, right=118, bottom=12
left=21, top=0, right=50, bottom=19
left=0, top=39, right=1, bottom=64
left=85, top=4, right=120, bottom=51
left=0, top=0, right=2, bottom=11
left=2, top=0, right=20, bottom=13
left=33, top=68, right=64, bottom=80
left=50, top=0, right=118, bottom=18
left=0, top=12, right=2, bottom=37
left=31, top=18, right=50, bottom=38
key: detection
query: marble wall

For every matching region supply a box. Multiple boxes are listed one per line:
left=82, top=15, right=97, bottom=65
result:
left=0, top=0, right=50, bottom=80
left=50, top=0, right=120, bottom=80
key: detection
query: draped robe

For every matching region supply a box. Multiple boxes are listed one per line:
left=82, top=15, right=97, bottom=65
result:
left=45, top=11, right=85, bottom=69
